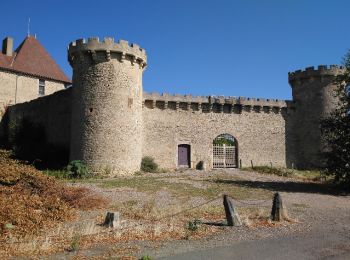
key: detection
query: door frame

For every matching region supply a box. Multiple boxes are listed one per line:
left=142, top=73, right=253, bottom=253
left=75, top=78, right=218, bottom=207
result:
left=212, top=134, right=238, bottom=169
left=176, top=141, right=192, bottom=168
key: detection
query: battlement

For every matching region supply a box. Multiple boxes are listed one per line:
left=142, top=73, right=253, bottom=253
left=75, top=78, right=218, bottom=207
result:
left=68, top=37, right=147, bottom=68
left=288, top=65, right=345, bottom=82
left=143, top=92, right=289, bottom=113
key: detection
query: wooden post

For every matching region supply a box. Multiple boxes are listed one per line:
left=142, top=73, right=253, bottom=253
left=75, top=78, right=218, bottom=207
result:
left=223, top=195, right=242, bottom=226
left=250, top=160, right=254, bottom=169
left=271, top=193, right=287, bottom=221
left=239, top=159, right=242, bottom=169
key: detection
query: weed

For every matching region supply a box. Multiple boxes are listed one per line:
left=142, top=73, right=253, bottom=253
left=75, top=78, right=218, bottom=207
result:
left=140, top=255, right=152, bottom=260
left=69, top=233, right=81, bottom=252
left=186, top=219, right=202, bottom=231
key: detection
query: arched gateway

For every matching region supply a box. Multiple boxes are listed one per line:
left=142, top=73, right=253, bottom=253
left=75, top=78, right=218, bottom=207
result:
left=213, top=134, right=238, bottom=168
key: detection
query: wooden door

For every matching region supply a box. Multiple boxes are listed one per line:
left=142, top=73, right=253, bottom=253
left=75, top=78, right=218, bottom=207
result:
left=178, top=144, right=190, bottom=167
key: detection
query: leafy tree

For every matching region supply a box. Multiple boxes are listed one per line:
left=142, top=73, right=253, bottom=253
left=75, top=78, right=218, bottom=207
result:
left=321, top=50, right=350, bottom=185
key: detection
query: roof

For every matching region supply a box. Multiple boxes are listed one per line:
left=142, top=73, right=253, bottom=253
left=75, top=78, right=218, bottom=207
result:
left=0, top=36, right=71, bottom=83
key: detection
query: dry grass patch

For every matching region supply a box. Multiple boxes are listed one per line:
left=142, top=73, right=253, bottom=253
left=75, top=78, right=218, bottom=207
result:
left=0, top=149, right=106, bottom=242
left=86, top=174, right=273, bottom=201
left=242, top=166, right=324, bottom=181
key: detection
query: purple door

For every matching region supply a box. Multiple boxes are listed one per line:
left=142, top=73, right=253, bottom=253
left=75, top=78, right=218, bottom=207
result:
left=178, top=144, right=190, bottom=167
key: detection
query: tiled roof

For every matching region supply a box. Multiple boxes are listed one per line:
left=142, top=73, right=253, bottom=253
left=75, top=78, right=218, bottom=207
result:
left=0, top=36, right=71, bottom=83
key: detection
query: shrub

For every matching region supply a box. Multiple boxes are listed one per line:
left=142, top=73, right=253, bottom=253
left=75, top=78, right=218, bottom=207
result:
left=196, top=161, right=204, bottom=170
left=66, top=160, right=91, bottom=179
left=141, top=156, right=158, bottom=173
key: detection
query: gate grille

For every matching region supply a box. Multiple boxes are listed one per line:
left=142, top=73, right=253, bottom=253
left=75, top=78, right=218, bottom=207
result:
left=213, top=144, right=236, bottom=168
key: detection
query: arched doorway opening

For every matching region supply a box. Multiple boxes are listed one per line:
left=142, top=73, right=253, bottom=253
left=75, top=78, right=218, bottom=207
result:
left=178, top=144, right=191, bottom=168
left=213, top=134, right=238, bottom=168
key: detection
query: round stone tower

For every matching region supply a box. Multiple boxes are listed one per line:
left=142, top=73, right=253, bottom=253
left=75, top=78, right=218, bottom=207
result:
left=68, top=37, right=147, bottom=175
left=288, top=65, right=344, bottom=169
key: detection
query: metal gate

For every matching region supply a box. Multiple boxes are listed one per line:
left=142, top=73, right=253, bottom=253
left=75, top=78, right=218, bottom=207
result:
left=213, top=144, right=237, bottom=168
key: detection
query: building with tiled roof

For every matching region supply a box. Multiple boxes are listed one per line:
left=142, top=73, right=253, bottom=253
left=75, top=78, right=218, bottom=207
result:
left=0, top=35, right=71, bottom=109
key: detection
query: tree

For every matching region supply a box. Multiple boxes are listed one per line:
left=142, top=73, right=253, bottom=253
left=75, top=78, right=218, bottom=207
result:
left=321, top=50, right=350, bottom=185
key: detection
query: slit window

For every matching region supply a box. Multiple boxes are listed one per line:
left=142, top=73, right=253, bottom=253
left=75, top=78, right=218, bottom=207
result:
left=39, top=79, right=45, bottom=96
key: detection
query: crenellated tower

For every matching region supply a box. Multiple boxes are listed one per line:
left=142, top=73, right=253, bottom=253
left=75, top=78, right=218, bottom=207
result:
left=288, top=65, right=344, bottom=169
left=68, top=37, right=147, bottom=175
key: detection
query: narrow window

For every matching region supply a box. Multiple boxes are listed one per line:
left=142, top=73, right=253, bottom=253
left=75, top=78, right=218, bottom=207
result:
left=39, top=79, right=45, bottom=96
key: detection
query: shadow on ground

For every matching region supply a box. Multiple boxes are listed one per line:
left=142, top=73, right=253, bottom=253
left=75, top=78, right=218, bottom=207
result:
left=212, top=179, right=348, bottom=196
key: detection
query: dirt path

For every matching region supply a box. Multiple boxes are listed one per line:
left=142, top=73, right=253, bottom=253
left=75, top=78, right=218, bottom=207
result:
left=50, top=169, right=350, bottom=259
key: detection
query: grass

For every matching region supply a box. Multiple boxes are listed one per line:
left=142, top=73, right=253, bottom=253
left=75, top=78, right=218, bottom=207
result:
left=242, top=166, right=324, bottom=181
left=69, top=233, right=81, bottom=252
left=291, top=203, right=309, bottom=209
left=44, top=169, right=69, bottom=179
left=78, top=174, right=273, bottom=201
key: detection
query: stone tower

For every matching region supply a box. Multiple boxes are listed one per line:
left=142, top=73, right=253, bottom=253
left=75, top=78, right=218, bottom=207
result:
left=68, top=37, right=147, bottom=175
left=288, top=65, right=344, bottom=169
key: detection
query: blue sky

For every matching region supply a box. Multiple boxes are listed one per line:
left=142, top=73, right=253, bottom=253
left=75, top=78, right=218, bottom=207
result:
left=1, top=0, right=349, bottom=100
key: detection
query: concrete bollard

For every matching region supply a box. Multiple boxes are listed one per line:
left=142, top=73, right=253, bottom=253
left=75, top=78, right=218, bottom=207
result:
left=223, top=195, right=242, bottom=226
left=103, top=212, right=120, bottom=228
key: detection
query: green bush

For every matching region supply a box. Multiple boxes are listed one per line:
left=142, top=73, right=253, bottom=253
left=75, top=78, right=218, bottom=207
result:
left=66, top=160, right=91, bottom=179
left=141, top=156, right=158, bottom=173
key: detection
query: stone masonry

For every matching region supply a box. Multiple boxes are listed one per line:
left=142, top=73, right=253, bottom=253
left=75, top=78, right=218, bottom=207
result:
left=68, top=38, right=146, bottom=175
left=0, top=36, right=344, bottom=175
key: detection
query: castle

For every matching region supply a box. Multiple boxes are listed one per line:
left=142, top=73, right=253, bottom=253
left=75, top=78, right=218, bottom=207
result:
left=0, top=37, right=344, bottom=175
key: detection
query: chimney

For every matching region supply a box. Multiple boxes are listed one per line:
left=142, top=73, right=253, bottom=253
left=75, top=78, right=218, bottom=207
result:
left=2, top=37, right=13, bottom=56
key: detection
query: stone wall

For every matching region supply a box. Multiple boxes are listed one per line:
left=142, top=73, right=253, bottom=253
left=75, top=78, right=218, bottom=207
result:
left=142, top=93, right=290, bottom=169
left=1, top=65, right=341, bottom=173
left=1, top=88, right=72, bottom=149
left=0, top=70, right=66, bottom=109
left=68, top=37, right=147, bottom=175
left=1, top=87, right=291, bottom=171
left=288, top=65, right=344, bottom=169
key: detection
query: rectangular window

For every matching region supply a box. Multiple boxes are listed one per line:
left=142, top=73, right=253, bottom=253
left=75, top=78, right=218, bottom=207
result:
left=39, top=79, right=45, bottom=96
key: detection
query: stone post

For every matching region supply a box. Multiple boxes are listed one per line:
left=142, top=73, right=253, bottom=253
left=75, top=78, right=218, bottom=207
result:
left=223, top=195, right=242, bottom=226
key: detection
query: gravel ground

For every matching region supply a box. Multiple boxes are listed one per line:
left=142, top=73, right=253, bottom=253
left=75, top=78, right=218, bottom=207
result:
left=50, top=169, right=350, bottom=259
